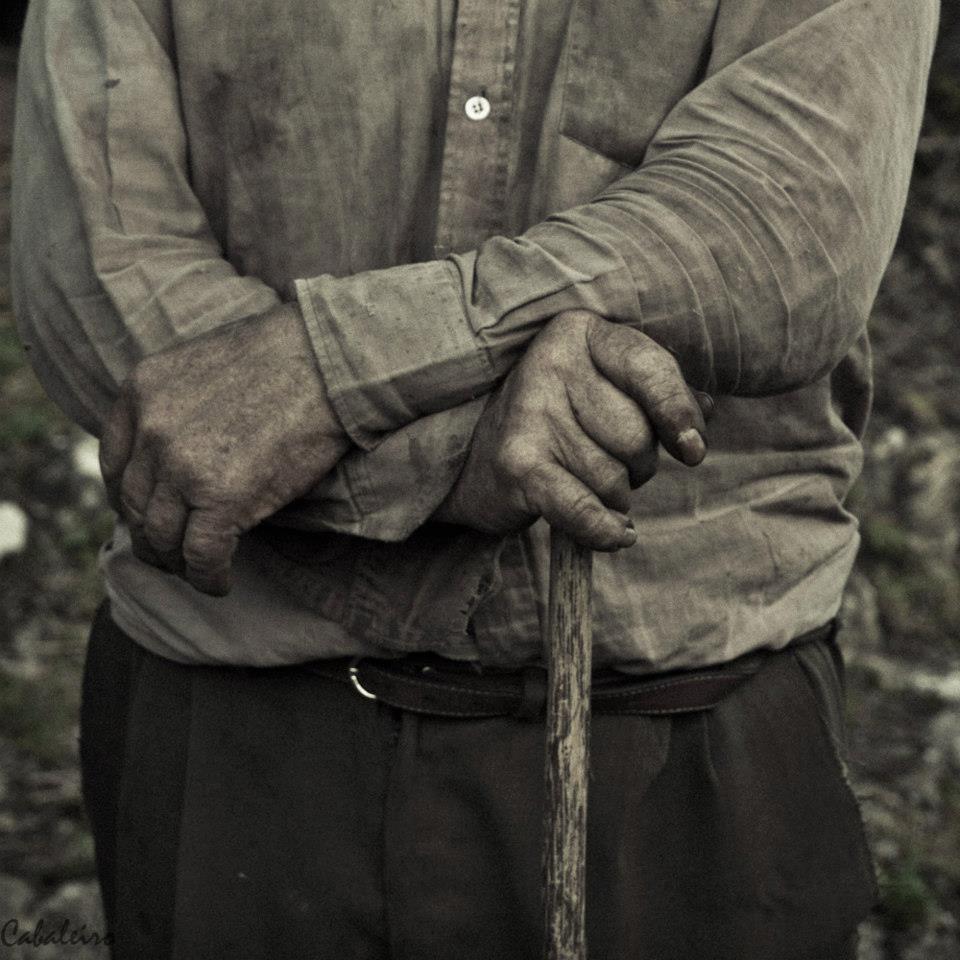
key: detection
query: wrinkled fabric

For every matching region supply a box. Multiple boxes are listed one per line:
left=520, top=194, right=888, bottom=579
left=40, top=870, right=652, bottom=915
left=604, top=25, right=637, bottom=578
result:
left=12, top=0, right=938, bottom=667
left=81, top=605, right=874, bottom=959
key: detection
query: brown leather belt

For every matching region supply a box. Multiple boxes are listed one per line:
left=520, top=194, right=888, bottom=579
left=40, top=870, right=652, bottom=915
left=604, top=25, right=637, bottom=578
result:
left=304, top=621, right=837, bottom=721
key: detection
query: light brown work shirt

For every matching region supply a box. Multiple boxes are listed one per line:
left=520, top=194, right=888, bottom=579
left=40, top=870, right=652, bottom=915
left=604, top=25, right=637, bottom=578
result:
left=11, top=0, right=938, bottom=669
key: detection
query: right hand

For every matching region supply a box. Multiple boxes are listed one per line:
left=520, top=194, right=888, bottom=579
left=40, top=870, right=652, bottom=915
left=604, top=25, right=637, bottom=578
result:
left=435, top=310, right=712, bottom=551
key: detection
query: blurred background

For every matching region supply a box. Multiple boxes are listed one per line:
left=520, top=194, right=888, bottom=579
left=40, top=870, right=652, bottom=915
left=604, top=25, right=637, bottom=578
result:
left=0, top=5, right=958, bottom=959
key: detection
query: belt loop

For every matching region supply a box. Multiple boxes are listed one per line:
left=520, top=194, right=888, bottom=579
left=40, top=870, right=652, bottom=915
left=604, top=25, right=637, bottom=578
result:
left=514, top=666, right=548, bottom=721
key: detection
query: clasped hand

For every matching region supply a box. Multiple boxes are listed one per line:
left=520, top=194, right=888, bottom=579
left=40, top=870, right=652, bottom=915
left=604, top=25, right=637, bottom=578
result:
left=99, top=306, right=709, bottom=596
left=99, top=303, right=349, bottom=596
left=436, top=310, right=711, bottom=550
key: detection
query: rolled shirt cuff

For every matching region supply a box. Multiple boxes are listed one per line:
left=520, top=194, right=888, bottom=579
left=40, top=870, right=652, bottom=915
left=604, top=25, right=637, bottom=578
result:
left=274, top=397, right=489, bottom=542
left=296, top=260, right=495, bottom=449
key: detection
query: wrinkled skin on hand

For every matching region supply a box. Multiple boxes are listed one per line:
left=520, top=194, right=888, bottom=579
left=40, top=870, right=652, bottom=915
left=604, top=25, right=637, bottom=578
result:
left=99, top=303, right=349, bottom=596
left=436, top=311, right=712, bottom=551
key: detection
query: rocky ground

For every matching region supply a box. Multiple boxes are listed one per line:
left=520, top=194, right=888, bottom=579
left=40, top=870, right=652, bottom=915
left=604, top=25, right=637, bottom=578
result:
left=0, top=19, right=959, bottom=960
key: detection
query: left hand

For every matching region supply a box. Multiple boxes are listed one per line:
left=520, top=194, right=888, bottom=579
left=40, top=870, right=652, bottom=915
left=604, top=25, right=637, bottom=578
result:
left=99, top=303, right=350, bottom=596
left=435, top=310, right=712, bottom=550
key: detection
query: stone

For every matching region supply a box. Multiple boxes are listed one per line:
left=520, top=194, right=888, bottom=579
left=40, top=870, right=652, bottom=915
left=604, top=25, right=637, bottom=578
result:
left=0, top=873, right=33, bottom=918
left=928, top=710, right=960, bottom=775
left=904, top=433, right=960, bottom=560
left=901, top=908, right=960, bottom=960
left=0, top=501, right=28, bottom=560
left=856, top=919, right=885, bottom=960
left=32, top=882, right=109, bottom=959
left=841, top=572, right=884, bottom=652
left=872, top=426, right=909, bottom=460
left=70, top=436, right=102, bottom=483
left=847, top=653, right=960, bottom=705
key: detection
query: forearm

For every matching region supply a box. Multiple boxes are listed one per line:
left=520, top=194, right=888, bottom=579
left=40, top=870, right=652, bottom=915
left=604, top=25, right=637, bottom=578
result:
left=13, top=0, right=483, bottom=543
left=298, top=0, right=938, bottom=447
left=277, top=398, right=489, bottom=541
left=11, top=0, right=280, bottom=435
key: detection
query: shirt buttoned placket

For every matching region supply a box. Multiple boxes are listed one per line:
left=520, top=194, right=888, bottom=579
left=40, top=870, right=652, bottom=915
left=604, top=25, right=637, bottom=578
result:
left=431, top=0, right=546, bottom=663
left=433, top=0, right=524, bottom=257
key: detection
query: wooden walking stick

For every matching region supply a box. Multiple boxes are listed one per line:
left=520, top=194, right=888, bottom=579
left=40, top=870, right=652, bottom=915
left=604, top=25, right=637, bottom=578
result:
left=543, top=527, right=594, bottom=960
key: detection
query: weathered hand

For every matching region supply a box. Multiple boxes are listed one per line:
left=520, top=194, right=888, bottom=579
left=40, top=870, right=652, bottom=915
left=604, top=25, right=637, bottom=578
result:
left=435, top=310, right=711, bottom=551
left=99, top=303, right=349, bottom=595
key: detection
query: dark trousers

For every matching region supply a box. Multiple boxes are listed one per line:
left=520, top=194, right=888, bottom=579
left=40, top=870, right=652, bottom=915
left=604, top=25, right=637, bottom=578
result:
left=80, top=604, right=875, bottom=960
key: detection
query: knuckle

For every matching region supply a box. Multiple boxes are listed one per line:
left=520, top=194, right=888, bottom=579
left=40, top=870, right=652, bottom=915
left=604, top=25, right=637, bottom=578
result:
left=145, top=527, right=178, bottom=553
left=182, top=539, right=220, bottom=573
left=585, top=315, right=631, bottom=359
left=137, top=414, right=167, bottom=449
left=649, top=383, right=690, bottom=413
left=496, top=436, right=539, bottom=481
left=592, top=458, right=628, bottom=497
left=163, top=440, right=195, bottom=478
left=540, top=313, right=592, bottom=365
left=532, top=339, right=574, bottom=376
left=623, top=343, right=657, bottom=381
left=143, top=508, right=178, bottom=548
left=119, top=469, right=147, bottom=505
left=162, top=444, right=218, bottom=500
left=183, top=514, right=238, bottom=573
left=523, top=459, right=558, bottom=497
left=565, top=490, right=601, bottom=528
left=652, top=391, right=698, bottom=434
left=119, top=496, right=145, bottom=526
left=548, top=310, right=589, bottom=335
left=623, top=337, right=657, bottom=364
left=624, top=339, right=679, bottom=381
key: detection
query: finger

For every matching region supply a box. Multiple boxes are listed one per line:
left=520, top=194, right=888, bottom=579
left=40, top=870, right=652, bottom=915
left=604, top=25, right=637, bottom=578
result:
left=586, top=323, right=708, bottom=467
left=142, top=481, right=190, bottom=572
left=99, top=386, right=137, bottom=511
left=521, top=460, right=636, bottom=552
left=181, top=510, right=240, bottom=596
left=569, top=376, right=659, bottom=489
left=118, top=449, right=155, bottom=529
left=554, top=424, right=633, bottom=513
left=129, top=526, right=171, bottom=571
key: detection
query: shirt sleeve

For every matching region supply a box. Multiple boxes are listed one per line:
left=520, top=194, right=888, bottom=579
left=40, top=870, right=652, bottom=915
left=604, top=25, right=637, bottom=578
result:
left=11, top=0, right=481, bottom=541
left=297, top=0, right=940, bottom=449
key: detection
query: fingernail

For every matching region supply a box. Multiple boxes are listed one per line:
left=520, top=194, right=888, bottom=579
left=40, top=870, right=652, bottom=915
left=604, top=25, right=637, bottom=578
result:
left=616, top=514, right=636, bottom=547
left=677, top=428, right=707, bottom=466
left=695, top=391, right=715, bottom=418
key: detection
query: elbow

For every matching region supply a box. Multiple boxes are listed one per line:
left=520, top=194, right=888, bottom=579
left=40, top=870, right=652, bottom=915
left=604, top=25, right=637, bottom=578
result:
left=734, top=257, right=872, bottom=398
left=11, top=265, right=115, bottom=439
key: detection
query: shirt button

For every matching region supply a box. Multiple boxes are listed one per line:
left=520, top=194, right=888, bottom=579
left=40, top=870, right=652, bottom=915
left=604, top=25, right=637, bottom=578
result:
left=465, top=95, right=491, bottom=121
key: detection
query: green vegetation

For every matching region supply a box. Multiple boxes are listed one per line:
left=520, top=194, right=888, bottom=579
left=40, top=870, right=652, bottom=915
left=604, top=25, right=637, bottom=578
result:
left=860, top=516, right=917, bottom=568
left=0, top=318, right=23, bottom=377
left=879, top=862, right=936, bottom=932
left=0, top=669, right=80, bottom=766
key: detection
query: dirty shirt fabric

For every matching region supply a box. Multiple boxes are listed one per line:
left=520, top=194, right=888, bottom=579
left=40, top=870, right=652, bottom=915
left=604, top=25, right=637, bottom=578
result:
left=82, top=603, right=872, bottom=960
left=12, top=0, right=938, bottom=669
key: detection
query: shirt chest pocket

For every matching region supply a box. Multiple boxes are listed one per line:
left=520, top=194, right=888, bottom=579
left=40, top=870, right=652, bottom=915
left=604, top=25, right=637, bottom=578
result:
left=559, top=0, right=720, bottom=168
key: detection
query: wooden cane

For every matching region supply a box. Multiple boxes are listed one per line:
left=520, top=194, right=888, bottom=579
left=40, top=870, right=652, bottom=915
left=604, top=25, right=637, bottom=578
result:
left=543, top=527, right=594, bottom=960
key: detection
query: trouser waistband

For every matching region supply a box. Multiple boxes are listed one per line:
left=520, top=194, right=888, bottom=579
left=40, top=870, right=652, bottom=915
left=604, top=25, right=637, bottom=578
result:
left=304, top=620, right=838, bottom=720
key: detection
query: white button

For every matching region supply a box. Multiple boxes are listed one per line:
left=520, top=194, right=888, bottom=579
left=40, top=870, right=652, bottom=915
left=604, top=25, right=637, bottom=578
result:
left=465, top=95, right=491, bottom=121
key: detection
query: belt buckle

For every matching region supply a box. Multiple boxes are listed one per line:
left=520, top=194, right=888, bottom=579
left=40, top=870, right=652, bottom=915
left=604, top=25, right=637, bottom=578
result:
left=349, top=659, right=378, bottom=701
